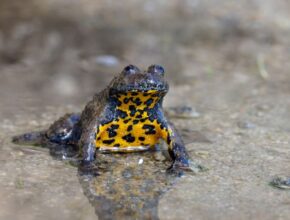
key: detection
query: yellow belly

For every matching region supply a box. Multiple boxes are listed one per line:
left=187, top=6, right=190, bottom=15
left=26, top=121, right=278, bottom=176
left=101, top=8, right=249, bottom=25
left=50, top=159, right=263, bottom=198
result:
left=95, top=118, right=164, bottom=152
left=95, top=90, right=170, bottom=152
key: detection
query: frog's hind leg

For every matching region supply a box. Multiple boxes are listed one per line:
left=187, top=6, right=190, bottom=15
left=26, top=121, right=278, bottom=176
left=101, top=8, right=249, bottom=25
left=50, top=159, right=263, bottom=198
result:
left=12, top=113, right=81, bottom=146
left=12, top=113, right=81, bottom=161
left=12, top=113, right=81, bottom=154
left=45, top=113, right=81, bottom=159
left=46, top=113, right=81, bottom=145
left=159, top=120, right=191, bottom=175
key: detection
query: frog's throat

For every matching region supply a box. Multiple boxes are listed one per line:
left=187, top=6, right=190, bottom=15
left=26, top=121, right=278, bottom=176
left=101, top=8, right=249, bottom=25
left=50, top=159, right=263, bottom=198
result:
left=116, top=90, right=163, bottom=112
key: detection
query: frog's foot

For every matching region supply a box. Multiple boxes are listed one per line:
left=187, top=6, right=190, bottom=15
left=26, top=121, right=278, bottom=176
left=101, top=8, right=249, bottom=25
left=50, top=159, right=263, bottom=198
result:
left=78, top=161, right=99, bottom=176
left=167, top=160, right=207, bottom=176
left=12, top=131, right=45, bottom=146
left=270, top=176, right=290, bottom=190
left=47, top=143, right=79, bottom=160
left=166, top=160, right=191, bottom=176
left=188, top=160, right=208, bottom=173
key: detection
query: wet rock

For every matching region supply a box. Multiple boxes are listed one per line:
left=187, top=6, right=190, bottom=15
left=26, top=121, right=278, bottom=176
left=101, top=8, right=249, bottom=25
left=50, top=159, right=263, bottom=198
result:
left=188, top=160, right=209, bottom=174
left=195, top=150, right=210, bottom=159
left=181, top=130, right=212, bottom=144
left=165, top=106, right=201, bottom=119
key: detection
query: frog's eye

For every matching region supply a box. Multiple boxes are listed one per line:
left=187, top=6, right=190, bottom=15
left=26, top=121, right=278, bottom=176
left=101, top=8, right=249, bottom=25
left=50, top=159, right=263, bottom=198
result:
left=122, top=65, right=140, bottom=75
left=147, top=64, right=165, bottom=76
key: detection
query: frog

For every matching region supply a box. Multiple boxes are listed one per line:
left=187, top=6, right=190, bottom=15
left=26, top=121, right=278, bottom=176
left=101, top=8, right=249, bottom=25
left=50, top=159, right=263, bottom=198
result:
left=12, top=64, right=191, bottom=174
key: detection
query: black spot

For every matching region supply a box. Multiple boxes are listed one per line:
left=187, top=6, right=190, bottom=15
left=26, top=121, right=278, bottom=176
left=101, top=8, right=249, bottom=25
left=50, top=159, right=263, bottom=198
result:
left=143, top=92, right=149, bottom=96
left=136, top=114, right=142, bottom=119
left=109, top=88, right=117, bottom=96
left=145, top=98, right=153, bottom=106
left=131, top=92, right=138, bottom=96
left=157, top=118, right=163, bottom=124
left=107, top=124, right=119, bottom=138
left=142, top=124, right=156, bottom=135
left=111, top=124, right=119, bottom=129
left=124, top=97, right=130, bottom=104
left=167, top=135, right=171, bottom=145
left=103, top=139, right=115, bottom=145
left=146, top=130, right=156, bottom=135
left=129, top=105, right=137, bottom=116
left=116, top=100, right=122, bottom=106
left=152, top=93, right=159, bottom=97
left=133, top=97, right=142, bottom=106
left=140, top=118, right=146, bottom=122
left=139, top=136, right=145, bottom=141
left=114, top=144, right=120, bottom=147
left=116, top=110, right=128, bottom=119
left=122, top=134, right=135, bottom=143
left=127, top=125, right=133, bottom=132
left=97, top=137, right=101, bottom=140
left=107, top=130, right=117, bottom=138
left=137, top=109, right=144, bottom=114
left=148, top=115, right=156, bottom=122
left=133, top=120, right=139, bottom=124
left=123, top=119, right=131, bottom=124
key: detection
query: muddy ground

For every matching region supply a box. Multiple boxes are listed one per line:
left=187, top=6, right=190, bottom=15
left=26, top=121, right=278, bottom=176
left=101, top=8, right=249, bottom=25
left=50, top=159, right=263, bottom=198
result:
left=0, top=1, right=290, bottom=220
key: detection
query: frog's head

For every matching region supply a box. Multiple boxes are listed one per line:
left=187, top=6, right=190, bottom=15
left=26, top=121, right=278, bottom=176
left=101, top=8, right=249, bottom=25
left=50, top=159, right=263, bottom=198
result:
left=110, top=64, right=168, bottom=94
left=109, top=64, right=169, bottom=110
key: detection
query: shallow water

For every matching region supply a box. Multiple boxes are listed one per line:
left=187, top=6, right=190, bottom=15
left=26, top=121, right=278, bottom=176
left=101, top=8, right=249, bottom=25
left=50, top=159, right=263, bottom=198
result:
left=78, top=152, right=176, bottom=220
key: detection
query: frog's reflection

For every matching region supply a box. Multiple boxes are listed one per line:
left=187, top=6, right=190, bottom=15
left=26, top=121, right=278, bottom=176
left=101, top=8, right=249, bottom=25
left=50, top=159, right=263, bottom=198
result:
left=78, top=151, right=177, bottom=220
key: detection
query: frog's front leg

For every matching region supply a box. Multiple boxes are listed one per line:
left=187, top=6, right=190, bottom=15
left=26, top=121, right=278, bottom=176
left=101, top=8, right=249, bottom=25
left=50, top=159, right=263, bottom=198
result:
left=160, top=121, right=190, bottom=174
left=78, top=123, right=98, bottom=175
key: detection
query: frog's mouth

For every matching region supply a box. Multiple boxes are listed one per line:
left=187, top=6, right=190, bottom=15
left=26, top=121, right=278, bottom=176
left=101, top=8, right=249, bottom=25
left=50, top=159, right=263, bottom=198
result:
left=111, top=72, right=169, bottom=94
left=111, top=84, right=168, bottom=94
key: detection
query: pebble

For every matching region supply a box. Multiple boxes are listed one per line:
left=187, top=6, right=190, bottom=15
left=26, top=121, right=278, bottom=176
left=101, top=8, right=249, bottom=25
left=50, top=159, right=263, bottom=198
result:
left=270, top=176, right=290, bottom=190
left=95, top=55, right=120, bottom=67
left=237, top=121, right=256, bottom=129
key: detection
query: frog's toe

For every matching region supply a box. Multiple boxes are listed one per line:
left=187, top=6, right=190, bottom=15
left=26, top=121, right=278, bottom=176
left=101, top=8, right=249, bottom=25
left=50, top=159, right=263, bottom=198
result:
left=12, top=131, right=44, bottom=145
left=78, top=161, right=99, bottom=176
left=48, top=143, right=78, bottom=159
left=166, top=166, right=185, bottom=177
left=188, top=160, right=208, bottom=173
left=166, top=161, right=190, bottom=176
left=167, top=160, right=207, bottom=176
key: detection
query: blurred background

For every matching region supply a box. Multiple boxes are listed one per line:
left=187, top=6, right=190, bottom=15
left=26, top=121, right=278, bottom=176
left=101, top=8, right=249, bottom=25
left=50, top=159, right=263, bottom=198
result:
left=1, top=0, right=290, bottom=117
left=1, top=1, right=290, bottom=220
